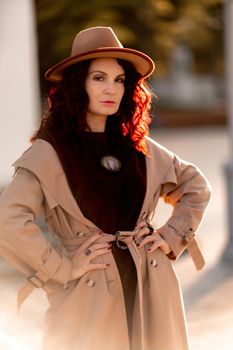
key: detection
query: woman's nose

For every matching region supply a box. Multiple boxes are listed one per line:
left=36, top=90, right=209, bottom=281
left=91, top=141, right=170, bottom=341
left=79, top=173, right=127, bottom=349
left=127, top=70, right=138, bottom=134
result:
left=103, top=81, right=115, bottom=94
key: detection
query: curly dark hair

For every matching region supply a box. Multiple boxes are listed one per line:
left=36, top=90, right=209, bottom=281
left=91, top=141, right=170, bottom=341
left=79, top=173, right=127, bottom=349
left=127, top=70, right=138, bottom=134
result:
left=32, top=58, right=152, bottom=155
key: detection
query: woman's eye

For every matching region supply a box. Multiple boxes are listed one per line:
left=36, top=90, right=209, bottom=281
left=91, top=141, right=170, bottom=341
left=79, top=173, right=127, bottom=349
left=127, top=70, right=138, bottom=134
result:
left=93, top=75, right=104, bottom=81
left=116, top=77, right=125, bottom=84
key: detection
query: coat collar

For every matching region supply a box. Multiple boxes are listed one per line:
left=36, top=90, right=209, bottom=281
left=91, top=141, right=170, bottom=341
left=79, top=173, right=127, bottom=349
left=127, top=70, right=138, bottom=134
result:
left=13, top=138, right=176, bottom=226
left=13, top=140, right=96, bottom=228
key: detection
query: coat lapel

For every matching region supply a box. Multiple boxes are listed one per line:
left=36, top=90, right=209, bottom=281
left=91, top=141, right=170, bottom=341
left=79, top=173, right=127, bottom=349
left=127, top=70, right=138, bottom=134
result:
left=13, top=139, right=97, bottom=228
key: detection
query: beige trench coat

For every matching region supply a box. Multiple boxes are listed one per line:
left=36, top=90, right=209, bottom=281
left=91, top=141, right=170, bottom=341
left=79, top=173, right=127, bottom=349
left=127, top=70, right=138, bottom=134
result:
left=0, top=138, right=211, bottom=350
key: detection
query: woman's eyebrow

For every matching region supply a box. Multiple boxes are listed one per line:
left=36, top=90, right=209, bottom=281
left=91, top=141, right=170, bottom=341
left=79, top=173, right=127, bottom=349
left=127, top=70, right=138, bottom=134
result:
left=89, top=70, right=106, bottom=75
left=89, top=70, right=125, bottom=77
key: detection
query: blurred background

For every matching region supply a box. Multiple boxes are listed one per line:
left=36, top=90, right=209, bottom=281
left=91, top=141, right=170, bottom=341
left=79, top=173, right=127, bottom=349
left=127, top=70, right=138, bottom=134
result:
left=1, top=0, right=233, bottom=349
left=36, top=0, right=226, bottom=126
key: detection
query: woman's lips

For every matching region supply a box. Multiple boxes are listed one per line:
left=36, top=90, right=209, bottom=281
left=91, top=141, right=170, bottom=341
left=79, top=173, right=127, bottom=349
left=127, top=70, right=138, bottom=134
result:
left=101, top=100, right=116, bottom=105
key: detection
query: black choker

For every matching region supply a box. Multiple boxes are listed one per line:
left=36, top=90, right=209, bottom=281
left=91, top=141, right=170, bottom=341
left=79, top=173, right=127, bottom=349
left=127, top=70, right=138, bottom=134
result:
left=100, top=155, right=121, bottom=173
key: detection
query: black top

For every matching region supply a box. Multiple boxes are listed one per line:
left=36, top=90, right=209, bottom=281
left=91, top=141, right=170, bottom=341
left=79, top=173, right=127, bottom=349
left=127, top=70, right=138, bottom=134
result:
left=73, top=131, right=146, bottom=234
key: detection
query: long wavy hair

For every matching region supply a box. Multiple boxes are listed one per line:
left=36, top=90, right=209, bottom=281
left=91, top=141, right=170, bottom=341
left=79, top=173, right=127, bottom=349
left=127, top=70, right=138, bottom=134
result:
left=32, top=58, right=152, bottom=155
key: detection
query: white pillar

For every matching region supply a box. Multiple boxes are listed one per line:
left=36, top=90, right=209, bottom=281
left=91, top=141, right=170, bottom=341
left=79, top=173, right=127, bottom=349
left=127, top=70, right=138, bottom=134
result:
left=0, top=0, right=40, bottom=188
left=225, top=0, right=233, bottom=157
left=223, top=0, right=233, bottom=262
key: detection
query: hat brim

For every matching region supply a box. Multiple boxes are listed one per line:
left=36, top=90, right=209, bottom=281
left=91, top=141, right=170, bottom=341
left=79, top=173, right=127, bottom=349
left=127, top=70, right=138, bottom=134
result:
left=44, top=48, right=155, bottom=82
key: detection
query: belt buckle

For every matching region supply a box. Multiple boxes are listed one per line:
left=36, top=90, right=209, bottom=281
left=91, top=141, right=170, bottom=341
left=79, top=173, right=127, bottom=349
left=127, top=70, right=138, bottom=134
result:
left=27, top=275, right=44, bottom=288
left=182, top=228, right=194, bottom=245
left=115, top=231, right=128, bottom=250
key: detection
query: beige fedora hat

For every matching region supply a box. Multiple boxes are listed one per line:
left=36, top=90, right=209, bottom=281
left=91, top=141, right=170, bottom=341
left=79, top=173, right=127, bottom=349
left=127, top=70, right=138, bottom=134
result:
left=45, top=26, right=155, bottom=82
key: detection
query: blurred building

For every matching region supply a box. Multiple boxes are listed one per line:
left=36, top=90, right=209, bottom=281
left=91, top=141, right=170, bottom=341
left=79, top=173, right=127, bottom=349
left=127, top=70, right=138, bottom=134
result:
left=152, top=42, right=226, bottom=127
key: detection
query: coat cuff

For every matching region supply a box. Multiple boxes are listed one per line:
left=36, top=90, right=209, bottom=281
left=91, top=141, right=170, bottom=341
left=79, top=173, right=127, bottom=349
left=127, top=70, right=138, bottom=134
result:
left=156, top=218, right=195, bottom=260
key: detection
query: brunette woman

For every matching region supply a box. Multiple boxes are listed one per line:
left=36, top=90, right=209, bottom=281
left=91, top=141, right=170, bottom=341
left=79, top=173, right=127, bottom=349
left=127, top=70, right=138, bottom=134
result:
left=0, top=26, right=211, bottom=350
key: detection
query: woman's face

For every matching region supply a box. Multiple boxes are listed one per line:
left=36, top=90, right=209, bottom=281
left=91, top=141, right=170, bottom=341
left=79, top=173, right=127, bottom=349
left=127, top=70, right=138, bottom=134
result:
left=85, top=58, right=125, bottom=122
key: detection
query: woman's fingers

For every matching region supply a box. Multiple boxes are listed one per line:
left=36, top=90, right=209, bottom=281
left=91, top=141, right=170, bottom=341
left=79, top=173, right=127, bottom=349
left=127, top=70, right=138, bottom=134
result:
left=88, top=263, right=110, bottom=271
left=90, top=242, right=111, bottom=251
left=71, top=245, right=111, bottom=280
left=137, top=234, right=158, bottom=248
left=89, top=247, right=111, bottom=260
left=71, top=262, right=110, bottom=280
left=70, top=234, right=113, bottom=281
left=134, top=220, right=155, bottom=243
left=148, top=238, right=171, bottom=254
left=73, top=242, right=111, bottom=264
left=135, top=220, right=148, bottom=229
left=77, top=233, right=103, bottom=253
left=137, top=233, right=171, bottom=254
left=134, top=227, right=151, bottom=242
left=82, top=243, right=111, bottom=258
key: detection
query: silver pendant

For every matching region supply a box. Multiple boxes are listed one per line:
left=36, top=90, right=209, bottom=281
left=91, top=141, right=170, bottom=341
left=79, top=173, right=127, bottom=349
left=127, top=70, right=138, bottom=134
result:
left=100, top=155, right=121, bottom=172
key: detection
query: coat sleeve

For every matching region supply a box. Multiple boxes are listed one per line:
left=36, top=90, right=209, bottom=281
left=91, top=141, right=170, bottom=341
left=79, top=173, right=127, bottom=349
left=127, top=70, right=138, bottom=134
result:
left=0, top=167, right=72, bottom=285
left=157, top=154, right=211, bottom=260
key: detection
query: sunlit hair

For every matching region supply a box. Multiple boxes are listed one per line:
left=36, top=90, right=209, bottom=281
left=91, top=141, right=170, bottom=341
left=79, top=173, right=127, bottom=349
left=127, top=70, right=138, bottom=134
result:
left=117, top=59, right=152, bottom=154
left=31, top=58, right=152, bottom=155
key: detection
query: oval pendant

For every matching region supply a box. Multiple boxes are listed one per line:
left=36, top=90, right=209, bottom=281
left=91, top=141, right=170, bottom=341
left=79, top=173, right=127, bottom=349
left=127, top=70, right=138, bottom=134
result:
left=100, top=155, right=121, bottom=172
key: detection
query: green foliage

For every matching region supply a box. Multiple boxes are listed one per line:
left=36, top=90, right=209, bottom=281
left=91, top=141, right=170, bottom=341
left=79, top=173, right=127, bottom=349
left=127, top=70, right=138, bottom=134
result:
left=35, top=0, right=224, bottom=93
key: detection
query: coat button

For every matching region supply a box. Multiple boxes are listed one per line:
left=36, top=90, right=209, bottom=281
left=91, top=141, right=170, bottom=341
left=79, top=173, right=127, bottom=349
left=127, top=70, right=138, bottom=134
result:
left=86, top=279, right=95, bottom=287
left=151, top=259, right=158, bottom=268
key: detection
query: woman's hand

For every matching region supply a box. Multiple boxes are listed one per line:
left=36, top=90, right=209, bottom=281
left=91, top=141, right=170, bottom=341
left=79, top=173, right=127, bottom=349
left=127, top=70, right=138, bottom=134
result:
left=134, top=221, right=171, bottom=255
left=70, top=233, right=111, bottom=281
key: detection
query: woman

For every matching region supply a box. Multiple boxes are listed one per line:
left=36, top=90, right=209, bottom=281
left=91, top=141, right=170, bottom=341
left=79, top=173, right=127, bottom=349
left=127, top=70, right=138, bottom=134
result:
left=0, top=26, right=211, bottom=350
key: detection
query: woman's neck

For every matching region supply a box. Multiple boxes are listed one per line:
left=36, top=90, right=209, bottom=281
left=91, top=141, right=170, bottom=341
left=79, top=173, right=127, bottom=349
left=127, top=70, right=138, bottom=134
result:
left=86, top=114, right=107, bottom=132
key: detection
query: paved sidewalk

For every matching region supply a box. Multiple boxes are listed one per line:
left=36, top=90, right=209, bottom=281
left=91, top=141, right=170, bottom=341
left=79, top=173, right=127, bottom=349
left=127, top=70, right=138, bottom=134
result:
left=185, top=263, right=233, bottom=350
left=0, top=126, right=232, bottom=349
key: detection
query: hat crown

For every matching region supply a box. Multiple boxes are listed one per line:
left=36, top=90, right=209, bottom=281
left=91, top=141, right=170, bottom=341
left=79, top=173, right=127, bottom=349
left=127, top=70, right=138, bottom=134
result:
left=71, top=26, right=123, bottom=57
